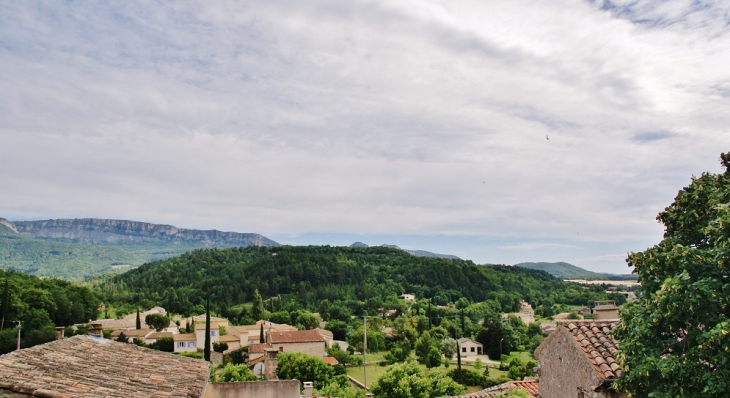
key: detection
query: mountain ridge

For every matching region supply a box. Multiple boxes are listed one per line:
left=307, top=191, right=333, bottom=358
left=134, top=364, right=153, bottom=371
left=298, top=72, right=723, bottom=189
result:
left=350, top=242, right=460, bottom=259
left=514, top=261, right=636, bottom=281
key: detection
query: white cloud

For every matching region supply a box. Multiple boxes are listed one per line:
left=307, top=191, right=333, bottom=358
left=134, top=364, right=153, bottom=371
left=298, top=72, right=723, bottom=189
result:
left=1, top=0, right=728, bottom=272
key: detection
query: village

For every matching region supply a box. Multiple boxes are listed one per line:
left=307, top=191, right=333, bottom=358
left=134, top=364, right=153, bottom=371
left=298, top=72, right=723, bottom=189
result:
left=0, top=295, right=626, bottom=398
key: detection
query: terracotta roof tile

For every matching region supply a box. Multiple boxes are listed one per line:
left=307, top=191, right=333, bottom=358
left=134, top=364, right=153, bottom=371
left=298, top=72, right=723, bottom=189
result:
left=0, top=335, right=209, bottom=397
left=268, top=329, right=324, bottom=344
left=323, top=357, right=339, bottom=365
left=566, top=321, right=621, bottom=379
left=173, top=333, right=197, bottom=342
left=443, top=378, right=538, bottom=397
left=219, top=335, right=240, bottom=343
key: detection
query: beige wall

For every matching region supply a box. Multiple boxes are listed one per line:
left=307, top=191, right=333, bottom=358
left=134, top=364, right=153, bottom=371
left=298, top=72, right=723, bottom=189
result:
left=271, top=342, right=325, bottom=358
left=204, top=380, right=300, bottom=398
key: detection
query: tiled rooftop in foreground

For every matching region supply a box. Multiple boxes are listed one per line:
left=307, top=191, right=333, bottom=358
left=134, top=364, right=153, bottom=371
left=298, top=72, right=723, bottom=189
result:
left=0, top=335, right=209, bottom=397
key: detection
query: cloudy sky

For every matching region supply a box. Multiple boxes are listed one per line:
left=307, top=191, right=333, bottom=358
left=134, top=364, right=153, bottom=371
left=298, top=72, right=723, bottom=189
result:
left=1, top=1, right=728, bottom=273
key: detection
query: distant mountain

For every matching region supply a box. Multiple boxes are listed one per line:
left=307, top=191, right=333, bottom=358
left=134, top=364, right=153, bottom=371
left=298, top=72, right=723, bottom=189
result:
left=350, top=242, right=460, bottom=259
left=0, top=217, right=280, bottom=279
left=0, top=221, right=142, bottom=279
left=514, top=261, right=637, bottom=281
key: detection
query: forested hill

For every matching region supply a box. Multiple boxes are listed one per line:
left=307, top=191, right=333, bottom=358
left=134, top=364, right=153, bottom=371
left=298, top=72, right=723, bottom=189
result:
left=97, top=246, right=612, bottom=316
left=515, top=261, right=637, bottom=281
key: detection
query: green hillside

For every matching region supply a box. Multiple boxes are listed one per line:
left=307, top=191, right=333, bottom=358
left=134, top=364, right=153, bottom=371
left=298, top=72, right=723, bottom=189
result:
left=514, top=261, right=637, bottom=280
left=0, top=224, right=143, bottom=279
left=96, top=245, right=614, bottom=315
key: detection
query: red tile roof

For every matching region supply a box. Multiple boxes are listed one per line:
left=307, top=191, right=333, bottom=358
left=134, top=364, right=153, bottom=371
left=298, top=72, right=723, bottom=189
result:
left=269, top=329, right=324, bottom=344
left=565, top=321, right=621, bottom=379
left=248, top=343, right=271, bottom=354
left=444, top=378, right=538, bottom=397
left=0, top=335, right=209, bottom=397
left=323, top=357, right=339, bottom=365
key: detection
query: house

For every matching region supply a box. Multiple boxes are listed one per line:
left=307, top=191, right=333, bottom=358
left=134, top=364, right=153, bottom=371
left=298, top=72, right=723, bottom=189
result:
left=458, top=338, right=483, bottom=357
left=194, top=320, right=229, bottom=351
left=400, top=293, right=415, bottom=301
left=535, top=320, right=626, bottom=398
left=0, top=334, right=209, bottom=397
left=145, top=331, right=173, bottom=345
left=174, top=333, right=198, bottom=353
left=315, top=328, right=334, bottom=348
left=267, top=329, right=326, bottom=358
left=502, top=301, right=535, bottom=324
left=445, top=379, right=538, bottom=397
left=592, top=300, right=619, bottom=320
left=219, top=334, right=241, bottom=351
left=110, top=328, right=154, bottom=343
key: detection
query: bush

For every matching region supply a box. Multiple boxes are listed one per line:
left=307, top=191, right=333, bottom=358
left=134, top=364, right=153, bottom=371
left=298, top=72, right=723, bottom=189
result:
left=214, top=363, right=258, bottom=382
left=229, top=346, right=249, bottom=365
left=446, top=368, right=485, bottom=387
left=213, top=342, right=228, bottom=353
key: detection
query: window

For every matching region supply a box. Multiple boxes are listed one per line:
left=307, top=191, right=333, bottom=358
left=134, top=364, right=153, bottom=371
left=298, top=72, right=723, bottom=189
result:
left=211, top=331, right=216, bottom=336
left=462, top=347, right=466, bottom=352
left=176, top=342, right=184, bottom=348
left=188, top=342, right=196, bottom=347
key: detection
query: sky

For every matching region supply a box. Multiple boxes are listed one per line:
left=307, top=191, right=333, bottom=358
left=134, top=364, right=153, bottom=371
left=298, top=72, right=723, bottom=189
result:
left=1, top=1, right=729, bottom=274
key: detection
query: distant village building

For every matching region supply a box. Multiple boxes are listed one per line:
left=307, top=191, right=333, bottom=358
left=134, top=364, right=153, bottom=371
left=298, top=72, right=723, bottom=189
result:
left=592, top=300, right=619, bottom=320
left=502, top=301, right=535, bottom=324
left=458, top=338, right=483, bottom=357
left=400, top=293, right=416, bottom=302
left=535, top=320, right=626, bottom=398
left=267, top=329, right=326, bottom=358
left=174, top=333, right=198, bottom=353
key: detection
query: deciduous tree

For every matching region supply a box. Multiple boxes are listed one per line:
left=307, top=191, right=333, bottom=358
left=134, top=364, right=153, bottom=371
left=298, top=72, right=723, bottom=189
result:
left=614, top=153, right=730, bottom=397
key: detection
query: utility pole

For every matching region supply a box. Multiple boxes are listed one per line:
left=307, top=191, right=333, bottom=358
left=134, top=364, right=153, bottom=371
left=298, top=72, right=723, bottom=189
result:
left=363, top=316, right=368, bottom=388
left=16, top=320, right=21, bottom=351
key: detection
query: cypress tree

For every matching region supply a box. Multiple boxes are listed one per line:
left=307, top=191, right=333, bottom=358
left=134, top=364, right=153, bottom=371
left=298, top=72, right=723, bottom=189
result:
left=136, top=308, right=141, bottom=330
left=260, top=323, right=265, bottom=343
left=1, top=278, right=9, bottom=331
left=204, top=298, right=211, bottom=361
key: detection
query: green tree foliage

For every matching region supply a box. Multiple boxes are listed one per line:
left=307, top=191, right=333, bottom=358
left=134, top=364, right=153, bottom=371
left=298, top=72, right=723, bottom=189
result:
left=371, top=361, right=465, bottom=398
left=384, top=338, right=412, bottom=364
left=439, top=338, right=457, bottom=360
left=252, top=289, right=264, bottom=321
left=277, top=352, right=336, bottom=390
left=317, top=377, right=365, bottom=398
left=116, top=332, right=127, bottom=343
left=229, top=346, right=249, bottom=365
left=147, top=336, right=173, bottom=352
left=212, top=342, right=228, bottom=353
left=415, top=331, right=434, bottom=363
left=0, top=269, right=98, bottom=354
left=96, top=246, right=606, bottom=317
left=446, top=368, right=486, bottom=387
left=425, top=346, right=442, bottom=369
left=614, top=153, right=730, bottom=397
left=213, top=363, right=258, bottom=382
left=144, top=313, right=170, bottom=332
left=324, top=319, right=349, bottom=340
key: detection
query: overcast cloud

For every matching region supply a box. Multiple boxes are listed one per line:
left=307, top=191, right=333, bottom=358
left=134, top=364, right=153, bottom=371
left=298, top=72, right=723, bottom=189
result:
left=1, top=0, right=728, bottom=273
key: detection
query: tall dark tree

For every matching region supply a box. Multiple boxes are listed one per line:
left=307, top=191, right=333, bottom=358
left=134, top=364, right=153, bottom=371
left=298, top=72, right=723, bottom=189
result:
left=0, top=278, right=9, bottom=331
left=259, top=323, right=265, bottom=343
left=614, top=153, right=730, bottom=397
left=135, top=308, right=141, bottom=330
left=252, top=289, right=264, bottom=321
left=204, top=297, right=211, bottom=361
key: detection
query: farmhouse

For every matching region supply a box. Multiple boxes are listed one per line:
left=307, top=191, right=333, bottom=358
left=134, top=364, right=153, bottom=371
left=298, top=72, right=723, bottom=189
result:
left=267, top=329, right=326, bottom=358
left=457, top=338, right=483, bottom=357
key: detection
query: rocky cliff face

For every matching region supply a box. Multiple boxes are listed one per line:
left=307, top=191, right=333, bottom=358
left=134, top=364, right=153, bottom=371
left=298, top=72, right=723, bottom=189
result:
left=0, top=217, right=18, bottom=233
left=10, top=218, right=279, bottom=247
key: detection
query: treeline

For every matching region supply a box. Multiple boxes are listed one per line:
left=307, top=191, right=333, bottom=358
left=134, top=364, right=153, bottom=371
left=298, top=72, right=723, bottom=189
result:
left=0, top=269, right=99, bottom=354
left=93, top=246, right=612, bottom=316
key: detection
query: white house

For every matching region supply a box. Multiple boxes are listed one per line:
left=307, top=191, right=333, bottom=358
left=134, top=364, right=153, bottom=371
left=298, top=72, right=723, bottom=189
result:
left=173, top=333, right=198, bottom=353
left=458, top=338, right=483, bottom=357
left=400, top=294, right=415, bottom=302
left=194, top=320, right=228, bottom=351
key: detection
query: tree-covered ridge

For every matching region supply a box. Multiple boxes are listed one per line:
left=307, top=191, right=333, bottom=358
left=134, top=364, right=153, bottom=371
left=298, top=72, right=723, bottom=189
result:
left=515, top=262, right=637, bottom=281
left=0, top=224, right=143, bottom=279
left=0, top=269, right=99, bottom=354
left=97, top=245, right=611, bottom=316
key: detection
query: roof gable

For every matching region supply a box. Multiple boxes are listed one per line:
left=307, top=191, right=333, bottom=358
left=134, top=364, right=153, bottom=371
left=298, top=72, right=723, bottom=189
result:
left=565, top=321, right=621, bottom=379
left=0, top=335, right=209, bottom=397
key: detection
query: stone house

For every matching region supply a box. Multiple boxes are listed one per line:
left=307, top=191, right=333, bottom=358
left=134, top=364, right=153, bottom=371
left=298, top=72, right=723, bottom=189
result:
left=535, top=320, right=627, bottom=398
left=267, top=329, right=326, bottom=358
left=457, top=338, right=483, bottom=357
left=592, top=301, right=619, bottom=320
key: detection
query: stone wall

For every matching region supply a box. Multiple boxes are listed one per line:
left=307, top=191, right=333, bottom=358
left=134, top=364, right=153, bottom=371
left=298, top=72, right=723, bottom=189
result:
left=537, top=328, right=602, bottom=398
left=203, top=380, right=300, bottom=398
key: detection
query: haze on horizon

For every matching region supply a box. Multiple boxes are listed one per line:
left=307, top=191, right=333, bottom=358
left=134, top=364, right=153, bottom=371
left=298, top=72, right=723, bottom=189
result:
left=2, top=1, right=729, bottom=274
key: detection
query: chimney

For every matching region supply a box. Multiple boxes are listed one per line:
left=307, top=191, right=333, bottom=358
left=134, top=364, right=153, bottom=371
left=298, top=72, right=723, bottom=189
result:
left=264, top=348, right=278, bottom=380
left=303, top=382, right=313, bottom=398
left=55, top=326, right=65, bottom=340
left=88, top=323, right=103, bottom=338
